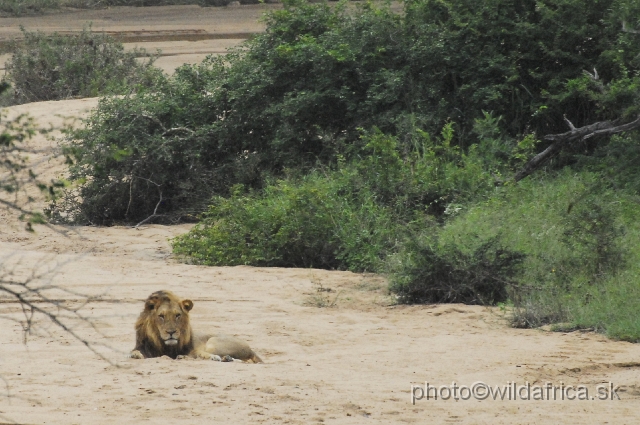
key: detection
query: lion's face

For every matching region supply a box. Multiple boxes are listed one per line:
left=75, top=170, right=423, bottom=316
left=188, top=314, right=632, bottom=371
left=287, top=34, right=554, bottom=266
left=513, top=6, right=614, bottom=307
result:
left=144, top=291, right=193, bottom=347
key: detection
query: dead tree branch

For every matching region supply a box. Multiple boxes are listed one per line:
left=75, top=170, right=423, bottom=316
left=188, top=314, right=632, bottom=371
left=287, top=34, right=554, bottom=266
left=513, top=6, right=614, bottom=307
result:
left=130, top=176, right=165, bottom=228
left=513, top=115, right=640, bottom=182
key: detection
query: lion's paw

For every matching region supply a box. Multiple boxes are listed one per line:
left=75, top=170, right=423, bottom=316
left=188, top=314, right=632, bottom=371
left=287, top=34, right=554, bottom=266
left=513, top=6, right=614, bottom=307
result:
left=128, top=350, right=144, bottom=359
left=221, top=355, right=235, bottom=362
left=210, top=354, right=222, bottom=361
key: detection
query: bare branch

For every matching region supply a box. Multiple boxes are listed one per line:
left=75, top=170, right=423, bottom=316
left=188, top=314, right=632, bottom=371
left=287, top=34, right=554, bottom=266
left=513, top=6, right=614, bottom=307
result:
left=514, top=115, right=640, bottom=182
left=162, top=127, right=195, bottom=137
left=582, top=68, right=599, bottom=81
left=130, top=176, right=165, bottom=228
left=582, top=115, right=640, bottom=140
left=0, top=254, right=120, bottom=365
left=543, top=117, right=625, bottom=142
left=563, top=114, right=576, bottom=131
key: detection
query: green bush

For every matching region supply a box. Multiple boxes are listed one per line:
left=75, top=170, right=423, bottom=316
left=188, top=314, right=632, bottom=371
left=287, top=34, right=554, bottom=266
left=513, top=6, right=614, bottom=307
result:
left=172, top=173, right=397, bottom=271
left=57, top=0, right=640, bottom=223
left=55, top=70, right=498, bottom=225
left=50, top=58, right=248, bottom=224
left=569, top=269, right=640, bottom=342
left=0, top=0, right=58, bottom=15
left=404, top=168, right=640, bottom=340
left=575, top=132, right=640, bottom=195
left=170, top=124, right=496, bottom=269
left=352, top=125, right=496, bottom=216
left=71, top=0, right=265, bottom=6
left=388, top=234, right=525, bottom=304
left=5, top=27, right=162, bottom=104
left=403, top=0, right=640, bottom=137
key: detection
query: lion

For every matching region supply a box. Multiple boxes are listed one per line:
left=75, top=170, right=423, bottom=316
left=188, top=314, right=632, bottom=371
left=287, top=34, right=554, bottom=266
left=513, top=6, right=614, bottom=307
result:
left=129, top=290, right=262, bottom=363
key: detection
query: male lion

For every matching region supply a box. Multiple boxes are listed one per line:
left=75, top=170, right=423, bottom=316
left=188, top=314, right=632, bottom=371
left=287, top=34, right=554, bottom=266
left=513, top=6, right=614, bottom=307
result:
left=129, top=290, right=262, bottom=363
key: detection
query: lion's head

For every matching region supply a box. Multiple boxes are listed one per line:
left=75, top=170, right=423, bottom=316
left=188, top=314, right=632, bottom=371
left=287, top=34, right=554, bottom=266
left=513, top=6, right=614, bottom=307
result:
left=134, top=290, right=195, bottom=359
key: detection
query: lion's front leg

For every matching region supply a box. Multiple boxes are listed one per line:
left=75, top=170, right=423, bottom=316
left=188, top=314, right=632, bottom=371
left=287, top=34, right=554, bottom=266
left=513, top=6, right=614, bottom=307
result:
left=191, top=348, right=222, bottom=361
left=129, top=349, right=145, bottom=359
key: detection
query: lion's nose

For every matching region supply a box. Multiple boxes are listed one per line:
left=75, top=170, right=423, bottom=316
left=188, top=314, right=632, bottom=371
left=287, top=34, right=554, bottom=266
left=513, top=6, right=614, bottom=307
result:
left=168, top=331, right=177, bottom=337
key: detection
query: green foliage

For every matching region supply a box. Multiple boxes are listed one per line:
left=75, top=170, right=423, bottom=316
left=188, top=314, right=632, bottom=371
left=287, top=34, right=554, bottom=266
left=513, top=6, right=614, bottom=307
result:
left=0, top=0, right=58, bottom=15
left=171, top=124, right=496, bottom=270
left=172, top=174, right=397, bottom=271
left=5, top=27, right=162, bottom=104
left=59, top=0, right=640, bottom=222
left=405, top=0, right=640, bottom=136
left=223, top=0, right=640, bottom=142
left=569, top=269, right=640, bottom=342
left=411, top=168, right=640, bottom=340
left=388, top=234, right=525, bottom=304
left=50, top=58, right=265, bottom=224
left=575, top=132, right=640, bottom=194
left=354, top=125, right=495, bottom=216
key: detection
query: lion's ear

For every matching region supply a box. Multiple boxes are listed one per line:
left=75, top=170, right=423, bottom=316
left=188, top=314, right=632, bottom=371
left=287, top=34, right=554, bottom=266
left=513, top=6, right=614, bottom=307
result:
left=182, top=299, right=194, bottom=312
left=145, top=296, right=159, bottom=310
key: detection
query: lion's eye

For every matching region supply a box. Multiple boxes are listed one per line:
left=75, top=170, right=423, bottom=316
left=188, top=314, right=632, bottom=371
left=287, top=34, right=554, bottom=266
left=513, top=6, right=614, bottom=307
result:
left=159, top=314, right=165, bottom=321
left=176, top=314, right=181, bottom=320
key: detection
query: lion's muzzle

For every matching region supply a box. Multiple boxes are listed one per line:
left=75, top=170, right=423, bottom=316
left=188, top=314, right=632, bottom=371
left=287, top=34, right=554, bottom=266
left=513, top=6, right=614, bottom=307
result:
left=163, top=330, right=179, bottom=346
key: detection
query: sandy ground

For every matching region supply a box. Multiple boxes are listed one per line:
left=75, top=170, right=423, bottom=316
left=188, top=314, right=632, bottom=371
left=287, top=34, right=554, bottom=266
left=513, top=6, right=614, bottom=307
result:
left=1, top=5, right=640, bottom=425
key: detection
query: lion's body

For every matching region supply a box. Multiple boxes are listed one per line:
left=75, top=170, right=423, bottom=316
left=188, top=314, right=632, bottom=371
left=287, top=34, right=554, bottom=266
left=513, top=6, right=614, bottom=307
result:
left=129, top=290, right=262, bottom=363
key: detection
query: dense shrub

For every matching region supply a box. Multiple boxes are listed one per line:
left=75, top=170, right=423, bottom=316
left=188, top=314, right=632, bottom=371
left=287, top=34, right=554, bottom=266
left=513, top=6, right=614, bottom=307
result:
left=236, top=0, right=640, bottom=143
left=0, top=0, right=58, bottom=15
left=388, top=235, right=525, bottom=304
left=172, top=174, right=397, bottom=271
left=575, top=132, right=640, bottom=195
left=407, top=168, right=640, bottom=339
left=57, top=0, right=640, bottom=223
left=351, top=125, right=497, bottom=216
left=67, top=0, right=268, bottom=7
left=50, top=59, right=241, bottom=224
left=5, top=27, right=162, bottom=104
left=569, top=269, right=640, bottom=342
left=171, top=125, right=495, bottom=270
left=403, top=0, right=640, bottom=137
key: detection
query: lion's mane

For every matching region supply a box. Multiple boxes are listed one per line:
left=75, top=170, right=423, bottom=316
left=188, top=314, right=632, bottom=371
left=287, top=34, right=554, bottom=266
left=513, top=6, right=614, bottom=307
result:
left=133, top=290, right=194, bottom=359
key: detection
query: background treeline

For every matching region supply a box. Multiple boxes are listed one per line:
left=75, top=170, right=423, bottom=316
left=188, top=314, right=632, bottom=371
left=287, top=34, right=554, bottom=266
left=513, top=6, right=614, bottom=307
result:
left=47, top=0, right=640, bottom=340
